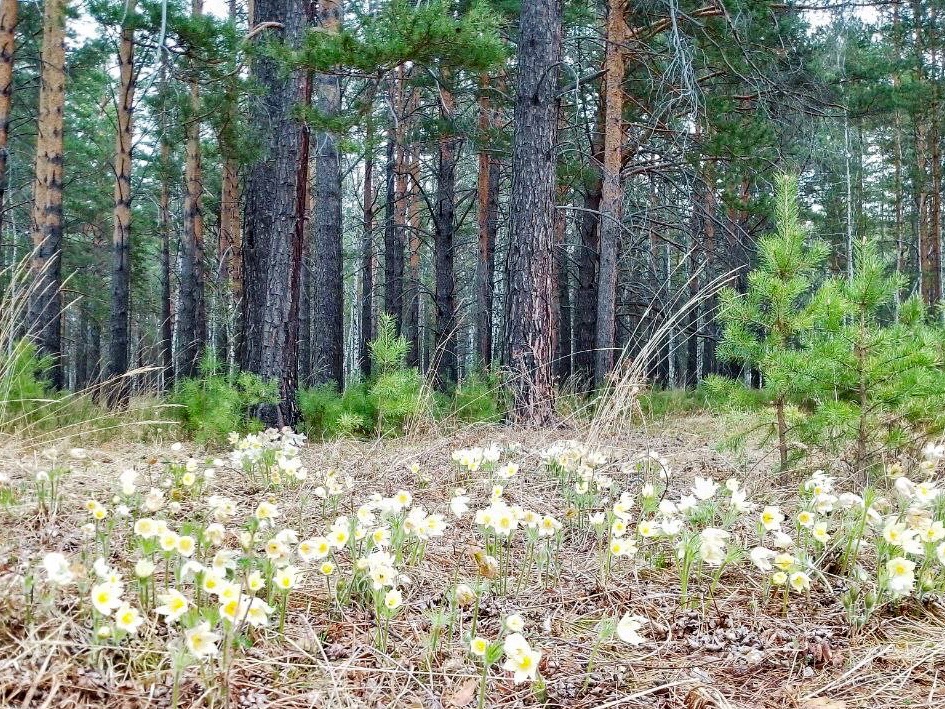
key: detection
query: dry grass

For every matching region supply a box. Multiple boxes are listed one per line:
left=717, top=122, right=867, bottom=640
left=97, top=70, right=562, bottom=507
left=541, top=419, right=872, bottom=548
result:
left=0, top=416, right=943, bottom=709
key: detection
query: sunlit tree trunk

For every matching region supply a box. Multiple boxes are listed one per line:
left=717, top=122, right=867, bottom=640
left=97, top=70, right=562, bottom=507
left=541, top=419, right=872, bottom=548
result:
left=475, top=75, right=499, bottom=370
left=504, top=0, right=562, bottom=423
left=107, top=0, right=136, bottom=401
left=28, top=0, right=67, bottom=388
left=594, top=0, right=625, bottom=386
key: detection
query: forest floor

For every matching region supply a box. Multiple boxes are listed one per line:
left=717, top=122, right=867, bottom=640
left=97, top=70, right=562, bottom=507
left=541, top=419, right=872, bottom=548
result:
left=0, top=414, right=942, bottom=709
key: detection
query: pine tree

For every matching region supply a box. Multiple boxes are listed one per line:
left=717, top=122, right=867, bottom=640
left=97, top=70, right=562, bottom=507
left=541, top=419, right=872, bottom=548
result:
left=715, top=174, right=828, bottom=470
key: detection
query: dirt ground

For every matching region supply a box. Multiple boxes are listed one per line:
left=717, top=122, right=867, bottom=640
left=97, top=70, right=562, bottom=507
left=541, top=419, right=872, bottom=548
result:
left=0, top=416, right=942, bottom=709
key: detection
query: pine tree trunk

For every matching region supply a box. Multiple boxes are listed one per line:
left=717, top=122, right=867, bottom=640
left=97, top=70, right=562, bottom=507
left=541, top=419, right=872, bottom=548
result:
left=404, top=130, right=422, bottom=367
left=475, top=75, right=499, bottom=370
left=504, top=0, right=562, bottom=423
left=241, top=0, right=308, bottom=426
left=310, top=0, right=343, bottom=387
left=107, top=1, right=136, bottom=401
left=594, top=0, right=624, bottom=387
left=574, top=100, right=604, bottom=388
left=28, top=0, right=67, bottom=388
left=0, top=0, right=16, bottom=240
left=554, top=180, right=571, bottom=380
left=178, top=0, right=206, bottom=378
left=160, top=135, right=174, bottom=388
left=359, top=117, right=374, bottom=377
left=383, top=123, right=404, bottom=331
left=433, top=73, right=459, bottom=386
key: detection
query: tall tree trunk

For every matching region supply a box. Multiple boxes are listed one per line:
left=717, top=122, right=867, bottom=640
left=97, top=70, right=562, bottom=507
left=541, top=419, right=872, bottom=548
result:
left=310, top=0, right=343, bottom=387
left=574, top=101, right=604, bottom=388
left=594, top=0, right=625, bottom=387
left=404, top=133, right=422, bottom=367
left=383, top=117, right=404, bottom=331
left=178, top=0, right=206, bottom=378
left=554, top=181, right=571, bottom=380
left=28, top=0, right=67, bottom=388
left=107, top=1, right=136, bottom=401
left=0, top=0, right=16, bottom=239
left=160, top=134, right=174, bottom=388
left=241, top=0, right=308, bottom=426
left=504, top=0, right=562, bottom=423
left=433, top=71, right=458, bottom=386
left=359, top=116, right=374, bottom=376
left=475, top=75, right=499, bottom=370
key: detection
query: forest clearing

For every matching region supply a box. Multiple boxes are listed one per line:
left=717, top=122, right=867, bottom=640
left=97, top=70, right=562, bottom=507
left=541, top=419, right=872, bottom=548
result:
left=3, top=0, right=945, bottom=706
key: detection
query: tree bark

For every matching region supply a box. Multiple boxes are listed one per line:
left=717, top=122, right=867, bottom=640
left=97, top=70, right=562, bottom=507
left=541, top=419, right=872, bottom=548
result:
left=0, top=0, right=16, bottom=240
left=241, top=0, right=308, bottom=426
left=28, top=0, right=67, bottom=388
left=433, top=71, right=459, bottom=386
left=383, top=120, right=404, bottom=331
left=178, top=0, right=207, bottom=378
left=475, top=75, right=499, bottom=370
left=504, top=0, right=562, bottom=423
left=160, top=133, right=174, bottom=388
left=554, top=180, right=571, bottom=380
left=573, top=100, right=604, bottom=388
left=359, top=116, right=374, bottom=377
left=404, top=125, right=422, bottom=367
left=310, top=0, right=344, bottom=387
left=594, top=0, right=625, bottom=387
left=107, top=0, right=136, bottom=401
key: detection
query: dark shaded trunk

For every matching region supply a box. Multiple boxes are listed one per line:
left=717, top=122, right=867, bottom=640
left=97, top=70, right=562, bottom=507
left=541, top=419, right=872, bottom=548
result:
left=504, top=0, right=562, bottom=423
left=554, top=182, right=571, bottom=380
left=573, top=101, right=604, bottom=389
left=0, top=0, right=16, bottom=240
left=311, top=0, right=343, bottom=388
left=107, top=2, right=136, bottom=402
left=404, top=138, right=422, bottom=367
left=359, top=118, right=374, bottom=377
left=240, top=0, right=308, bottom=426
left=433, top=75, right=458, bottom=386
left=178, top=0, right=206, bottom=378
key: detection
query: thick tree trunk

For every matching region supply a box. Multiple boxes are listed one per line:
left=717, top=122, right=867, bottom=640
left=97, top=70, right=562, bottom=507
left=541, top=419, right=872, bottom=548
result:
left=241, top=0, right=308, bottom=426
left=178, top=0, right=206, bottom=378
left=573, top=101, right=604, bottom=388
left=28, top=0, right=67, bottom=388
left=433, top=73, right=459, bottom=386
left=107, top=2, right=136, bottom=401
left=0, top=0, right=16, bottom=239
left=475, top=75, right=499, bottom=370
left=310, top=0, right=343, bottom=387
left=594, top=0, right=625, bottom=387
left=359, top=118, right=374, bottom=377
left=504, top=0, right=562, bottom=423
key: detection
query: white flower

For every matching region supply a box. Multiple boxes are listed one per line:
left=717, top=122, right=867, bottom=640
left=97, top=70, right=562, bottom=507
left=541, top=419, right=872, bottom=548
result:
left=616, top=613, right=647, bottom=645
left=185, top=622, right=221, bottom=659
left=118, top=469, right=137, bottom=496
left=885, top=557, right=916, bottom=597
left=41, top=553, right=74, bottom=585
left=155, top=589, right=190, bottom=623
left=729, top=488, right=754, bottom=513
left=692, top=476, right=719, bottom=501
left=90, top=582, right=123, bottom=616
left=384, top=588, right=403, bottom=610
left=114, top=602, right=144, bottom=634
left=134, top=559, right=156, bottom=578
left=449, top=493, right=470, bottom=519
left=274, top=566, right=299, bottom=591
left=789, top=571, right=811, bottom=593
left=760, top=506, right=783, bottom=531
left=502, top=641, right=541, bottom=684
left=504, top=613, right=525, bottom=632
left=749, top=547, right=776, bottom=572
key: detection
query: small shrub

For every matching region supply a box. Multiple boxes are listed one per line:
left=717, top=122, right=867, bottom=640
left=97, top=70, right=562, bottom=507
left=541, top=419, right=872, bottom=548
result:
left=173, top=351, right=279, bottom=444
left=452, top=370, right=505, bottom=423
